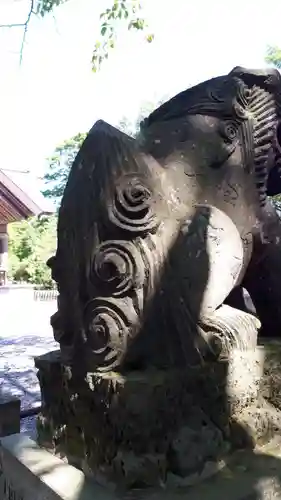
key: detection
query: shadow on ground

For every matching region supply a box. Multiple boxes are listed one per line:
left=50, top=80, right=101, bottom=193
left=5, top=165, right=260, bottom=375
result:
left=0, top=334, right=58, bottom=411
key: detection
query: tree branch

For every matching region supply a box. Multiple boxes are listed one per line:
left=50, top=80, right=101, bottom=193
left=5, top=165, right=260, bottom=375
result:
left=20, top=0, right=34, bottom=64
left=0, top=23, right=26, bottom=28
left=0, top=0, right=35, bottom=65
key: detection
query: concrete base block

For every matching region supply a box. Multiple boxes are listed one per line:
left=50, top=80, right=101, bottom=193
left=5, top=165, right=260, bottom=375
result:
left=0, top=433, right=112, bottom=500
left=0, top=396, right=20, bottom=437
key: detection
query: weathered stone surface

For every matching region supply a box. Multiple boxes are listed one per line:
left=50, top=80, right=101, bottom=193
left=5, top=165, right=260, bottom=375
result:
left=35, top=351, right=228, bottom=488
left=168, top=436, right=281, bottom=499
left=35, top=345, right=280, bottom=490
left=260, top=339, right=281, bottom=409
left=227, top=347, right=264, bottom=411
left=168, top=408, right=226, bottom=477
left=0, top=396, right=20, bottom=437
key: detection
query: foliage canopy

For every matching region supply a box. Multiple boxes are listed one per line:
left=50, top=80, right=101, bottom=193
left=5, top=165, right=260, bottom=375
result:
left=265, top=45, right=281, bottom=69
left=8, top=214, right=57, bottom=288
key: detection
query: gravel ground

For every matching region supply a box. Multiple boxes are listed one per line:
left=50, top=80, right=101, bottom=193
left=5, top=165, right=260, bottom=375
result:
left=0, top=298, right=58, bottom=438
left=20, top=415, right=37, bottom=439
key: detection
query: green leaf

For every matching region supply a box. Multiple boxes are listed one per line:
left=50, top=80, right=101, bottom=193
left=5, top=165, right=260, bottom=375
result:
left=35, top=0, right=153, bottom=73
left=265, top=45, right=281, bottom=69
left=146, top=33, right=154, bottom=43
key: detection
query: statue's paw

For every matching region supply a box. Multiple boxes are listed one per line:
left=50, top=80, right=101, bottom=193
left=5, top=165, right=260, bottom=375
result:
left=200, top=304, right=261, bottom=358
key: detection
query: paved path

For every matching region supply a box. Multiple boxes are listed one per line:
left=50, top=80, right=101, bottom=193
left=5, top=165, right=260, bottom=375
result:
left=0, top=299, right=58, bottom=413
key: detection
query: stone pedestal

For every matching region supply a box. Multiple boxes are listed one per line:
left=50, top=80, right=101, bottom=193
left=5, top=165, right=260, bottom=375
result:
left=0, top=396, right=20, bottom=437
left=260, top=339, right=281, bottom=409
left=34, top=346, right=275, bottom=490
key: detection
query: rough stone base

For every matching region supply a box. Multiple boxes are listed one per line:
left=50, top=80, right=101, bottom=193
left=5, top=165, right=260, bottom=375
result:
left=260, top=338, right=281, bottom=409
left=170, top=436, right=281, bottom=499
left=0, top=396, right=20, bottom=437
left=34, top=346, right=280, bottom=491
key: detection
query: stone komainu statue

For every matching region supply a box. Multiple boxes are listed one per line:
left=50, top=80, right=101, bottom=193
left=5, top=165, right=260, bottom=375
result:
left=48, top=66, right=281, bottom=372
left=38, top=67, right=281, bottom=489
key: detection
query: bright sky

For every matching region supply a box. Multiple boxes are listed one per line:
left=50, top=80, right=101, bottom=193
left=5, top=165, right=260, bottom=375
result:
left=1, top=0, right=281, bottom=181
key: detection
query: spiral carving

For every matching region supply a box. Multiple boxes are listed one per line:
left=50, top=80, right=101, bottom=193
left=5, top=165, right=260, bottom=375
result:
left=219, top=120, right=238, bottom=143
left=92, top=240, right=145, bottom=297
left=83, top=298, right=130, bottom=371
left=108, top=174, right=159, bottom=234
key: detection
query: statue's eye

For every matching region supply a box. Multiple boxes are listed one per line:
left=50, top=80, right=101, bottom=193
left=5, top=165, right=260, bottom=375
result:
left=219, top=121, right=238, bottom=143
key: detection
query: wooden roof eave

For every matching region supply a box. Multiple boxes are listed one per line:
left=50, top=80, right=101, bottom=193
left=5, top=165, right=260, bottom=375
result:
left=0, top=170, right=55, bottom=224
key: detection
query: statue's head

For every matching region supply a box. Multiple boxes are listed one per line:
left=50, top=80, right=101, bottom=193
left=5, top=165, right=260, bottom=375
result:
left=141, top=66, right=281, bottom=240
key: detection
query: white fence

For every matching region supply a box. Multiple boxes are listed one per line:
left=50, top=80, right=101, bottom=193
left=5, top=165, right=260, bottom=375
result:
left=33, top=289, right=58, bottom=302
